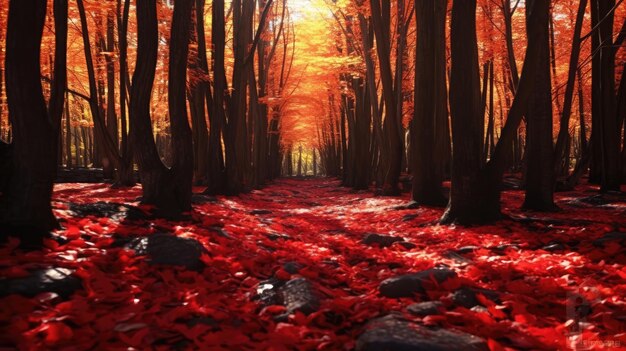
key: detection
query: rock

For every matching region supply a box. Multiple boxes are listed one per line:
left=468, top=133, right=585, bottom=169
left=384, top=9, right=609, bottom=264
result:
left=191, top=194, right=218, bottom=204
left=0, top=267, right=82, bottom=298
left=393, top=201, right=420, bottom=210
left=593, top=232, right=626, bottom=247
left=253, top=278, right=320, bottom=319
left=362, top=233, right=405, bottom=248
left=444, top=251, right=472, bottom=264
left=209, top=226, right=232, bottom=239
left=280, top=278, right=320, bottom=315
left=579, top=194, right=611, bottom=206
left=267, top=233, right=291, bottom=241
left=126, top=233, right=205, bottom=270
left=491, top=244, right=520, bottom=254
left=407, top=301, right=443, bottom=316
left=356, top=315, right=488, bottom=351
left=457, top=246, right=479, bottom=254
left=379, top=267, right=457, bottom=298
left=541, top=243, right=565, bottom=252
left=69, top=201, right=146, bottom=221
left=254, top=278, right=284, bottom=306
left=450, top=287, right=500, bottom=309
left=250, top=209, right=272, bottom=215
left=402, top=214, right=418, bottom=222
left=283, top=262, right=304, bottom=274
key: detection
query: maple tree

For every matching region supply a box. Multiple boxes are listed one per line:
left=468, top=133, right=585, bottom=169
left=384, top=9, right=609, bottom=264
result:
left=0, top=0, right=625, bottom=349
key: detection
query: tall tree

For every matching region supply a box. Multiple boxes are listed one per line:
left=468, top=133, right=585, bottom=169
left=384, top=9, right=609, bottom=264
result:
left=129, top=0, right=194, bottom=215
left=523, top=0, right=555, bottom=210
left=370, top=0, right=402, bottom=195
left=0, top=0, right=57, bottom=241
left=411, top=0, right=448, bottom=206
left=589, top=0, right=621, bottom=191
left=442, top=0, right=549, bottom=224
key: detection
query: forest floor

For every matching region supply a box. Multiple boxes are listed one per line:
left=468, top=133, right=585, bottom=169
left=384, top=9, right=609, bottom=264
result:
left=1, top=178, right=625, bottom=350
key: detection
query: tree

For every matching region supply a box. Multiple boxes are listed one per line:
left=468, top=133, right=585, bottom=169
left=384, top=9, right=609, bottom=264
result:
left=589, top=0, right=621, bottom=191
left=129, top=0, right=194, bottom=215
left=370, top=0, right=402, bottom=195
left=523, top=0, right=556, bottom=210
left=0, top=0, right=57, bottom=241
left=443, top=0, right=549, bottom=224
left=411, top=0, right=448, bottom=206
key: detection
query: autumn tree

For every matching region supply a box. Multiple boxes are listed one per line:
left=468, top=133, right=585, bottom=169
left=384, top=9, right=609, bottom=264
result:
left=129, top=0, right=194, bottom=215
left=411, top=0, right=448, bottom=206
left=0, top=0, right=57, bottom=240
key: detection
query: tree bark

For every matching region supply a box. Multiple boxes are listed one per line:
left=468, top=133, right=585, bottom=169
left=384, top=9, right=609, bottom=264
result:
left=523, top=0, right=555, bottom=210
left=0, top=0, right=58, bottom=242
left=412, top=0, right=447, bottom=206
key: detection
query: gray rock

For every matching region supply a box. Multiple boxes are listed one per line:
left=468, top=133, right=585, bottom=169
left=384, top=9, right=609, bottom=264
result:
left=254, top=277, right=320, bottom=317
left=127, top=233, right=205, bottom=269
left=407, top=301, right=443, bottom=316
left=444, top=250, right=472, bottom=263
left=267, top=233, right=291, bottom=241
left=69, top=201, right=147, bottom=221
left=0, top=267, right=82, bottom=298
left=191, top=194, right=218, bottom=204
left=541, top=243, right=565, bottom=252
left=209, top=226, right=232, bottom=239
left=379, top=267, right=457, bottom=298
left=362, top=233, right=405, bottom=248
left=280, top=278, right=320, bottom=315
left=457, top=246, right=480, bottom=254
left=356, top=315, right=488, bottom=351
left=402, top=214, right=418, bottom=222
left=283, top=262, right=304, bottom=274
left=450, top=287, right=500, bottom=309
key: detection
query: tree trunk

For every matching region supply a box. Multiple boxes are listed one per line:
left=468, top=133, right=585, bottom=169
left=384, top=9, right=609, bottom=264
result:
left=0, top=0, right=58, bottom=242
left=205, top=0, right=227, bottom=194
left=442, top=0, right=548, bottom=224
left=412, top=0, right=447, bottom=206
left=589, top=0, right=620, bottom=190
left=370, top=0, right=402, bottom=195
left=189, top=0, right=209, bottom=185
left=554, top=0, right=587, bottom=178
left=442, top=0, right=485, bottom=223
left=523, top=0, right=555, bottom=210
left=167, top=0, right=194, bottom=212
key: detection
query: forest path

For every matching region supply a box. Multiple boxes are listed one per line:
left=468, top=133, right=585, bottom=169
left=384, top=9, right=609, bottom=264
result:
left=1, top=179, right=624, bottom=349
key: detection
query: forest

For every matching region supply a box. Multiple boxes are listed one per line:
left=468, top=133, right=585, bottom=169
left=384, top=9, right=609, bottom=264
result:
left=0, top=0, right=625, bottom=349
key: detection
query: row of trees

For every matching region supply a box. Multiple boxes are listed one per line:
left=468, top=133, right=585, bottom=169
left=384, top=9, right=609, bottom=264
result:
left=0, top=0, right=298, bottom=237
left=318, top=0, right=625, bottom=223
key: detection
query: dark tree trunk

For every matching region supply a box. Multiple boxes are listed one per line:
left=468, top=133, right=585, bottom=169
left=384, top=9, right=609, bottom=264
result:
left=370, top=0, right=402, bottom=195
left=523, top=0, right=555, bottom=211
left=443, top=0, right=485, bottom=223
left=589, top=0, right=620, bottom=190
left=411, top=0, right=447, bottom=206
left=49, top=0, right=67, bottom=133
left=189, top=0, right=209, bottom=185
left=0, top=0, right=58, bottom=241
left=554, top=0, right=587, bottom=178
left=205, top=0, right=227, bottom=194
left=167, top=0, right=194, bottom=212
left=115, top=0, right=134, bottom=187
left=104, top=14, right=117, bottom=179
left=130, top=0, right=192, bottom=215
left=77, top=0, right=120, bottom=175
left=442, top=0, right=548, bottom=224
